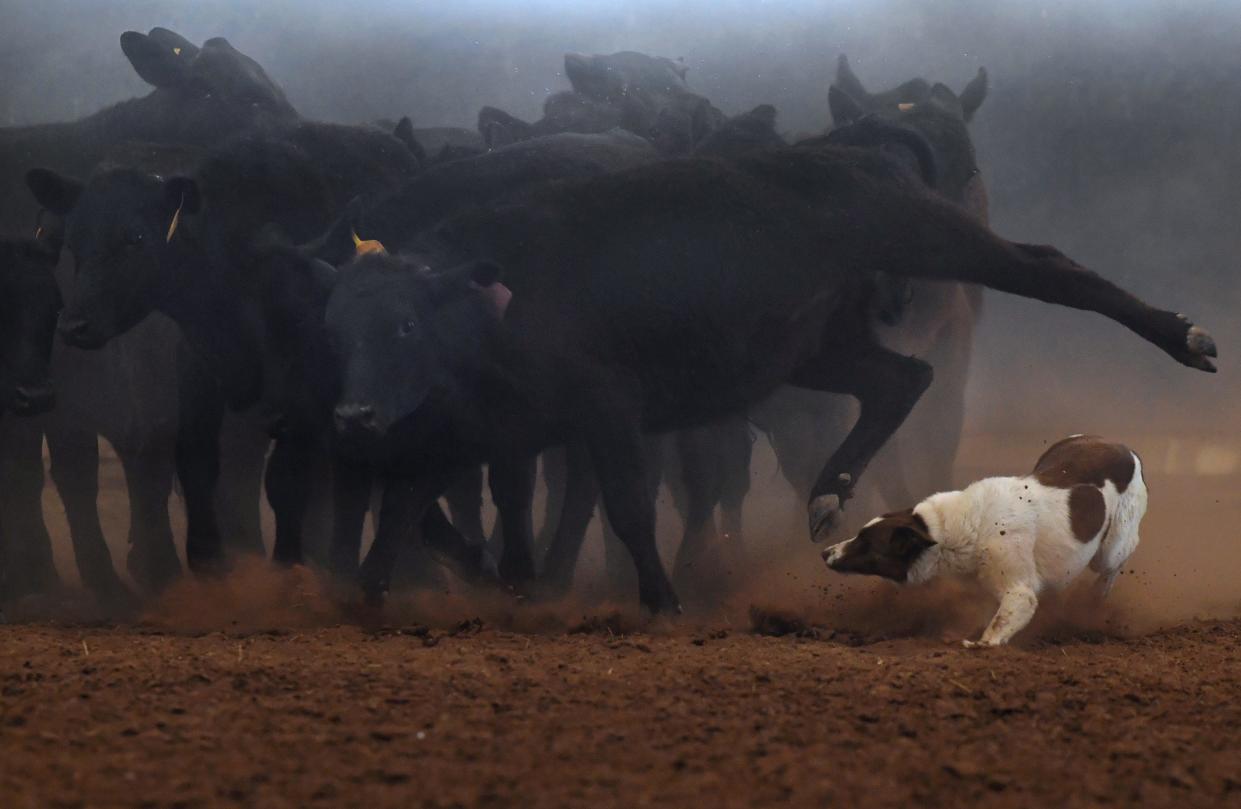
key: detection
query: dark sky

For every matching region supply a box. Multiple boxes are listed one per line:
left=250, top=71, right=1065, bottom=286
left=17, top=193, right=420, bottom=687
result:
left=3, top=0, right=1237, bottom=434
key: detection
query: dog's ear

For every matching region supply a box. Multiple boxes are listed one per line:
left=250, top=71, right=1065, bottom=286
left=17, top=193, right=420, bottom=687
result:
left=891, top=524, right=935, bottom=559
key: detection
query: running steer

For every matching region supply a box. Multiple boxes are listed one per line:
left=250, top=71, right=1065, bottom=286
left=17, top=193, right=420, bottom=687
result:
left=322, top=143, right=1216, bottom=615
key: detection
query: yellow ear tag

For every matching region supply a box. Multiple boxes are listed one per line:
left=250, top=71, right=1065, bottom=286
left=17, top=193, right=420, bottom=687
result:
left=166, top=195, right=184, bottom=243
left=897, top=102, right=915, bottom=112
left=351, top=229, right=387, bottom=256
left=173, top=47, right=182, bottom=56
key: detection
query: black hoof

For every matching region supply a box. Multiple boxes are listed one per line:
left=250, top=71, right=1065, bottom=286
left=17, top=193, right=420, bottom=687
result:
left=808, top=494, right=843, bottom=543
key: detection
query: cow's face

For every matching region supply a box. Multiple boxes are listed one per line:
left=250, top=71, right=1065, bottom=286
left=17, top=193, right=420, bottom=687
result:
left=26, top=168, right=196, bottom=348
left=822, top=510, right=936, bottom=582
left=121, top=29, right=297, bottom=140
left=0, top=229, right=63, bottom=415
left=325, top=255, right=510, bottom=457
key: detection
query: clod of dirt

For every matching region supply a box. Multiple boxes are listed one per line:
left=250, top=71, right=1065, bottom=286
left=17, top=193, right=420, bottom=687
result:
left=749, top=606, right=821, bottom=638
left=568, top=613, right=629, bottom=636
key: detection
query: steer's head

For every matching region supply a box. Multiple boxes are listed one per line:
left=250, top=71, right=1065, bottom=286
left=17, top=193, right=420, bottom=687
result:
left=120, top=28, right=297, bottom=141
left=26, top=164, right=199, bottom=349
left=325, top=252, right=511, bottom=458
left=0, top=221, right=64, bottom=415
left=827, top=54, right=989, bottom=219
left=822, top=509, right=937, bottom=583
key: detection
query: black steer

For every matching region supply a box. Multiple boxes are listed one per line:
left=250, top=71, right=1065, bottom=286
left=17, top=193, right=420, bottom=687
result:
left=319, top=144, right=1215, bottom=615
left=0, top=29, right=294, bottom=606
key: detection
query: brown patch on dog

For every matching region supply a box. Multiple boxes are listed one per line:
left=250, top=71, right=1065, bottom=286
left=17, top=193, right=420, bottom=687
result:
left=1034, top=435, right=1136, bottom=493
left=1068, top=484, right=1106, bottom=542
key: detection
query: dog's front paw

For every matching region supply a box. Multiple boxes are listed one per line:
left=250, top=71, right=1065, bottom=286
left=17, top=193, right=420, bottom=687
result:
left=962, top=638, right=997, bottom=650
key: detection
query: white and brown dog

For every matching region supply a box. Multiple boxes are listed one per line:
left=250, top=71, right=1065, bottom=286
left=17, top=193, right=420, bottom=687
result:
left=821, top=435, right=1147, bottom=648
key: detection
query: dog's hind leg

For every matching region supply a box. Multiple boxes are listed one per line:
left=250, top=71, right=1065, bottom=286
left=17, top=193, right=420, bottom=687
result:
left=1090, top=469, right=1147, bottom=601
left=964, top=585, right=1039, bottom=648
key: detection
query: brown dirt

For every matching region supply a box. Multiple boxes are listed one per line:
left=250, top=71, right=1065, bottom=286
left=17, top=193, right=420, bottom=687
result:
left=5, top=432, right=1240, bottom=807
left=4, top=618, right=1241, bottom=808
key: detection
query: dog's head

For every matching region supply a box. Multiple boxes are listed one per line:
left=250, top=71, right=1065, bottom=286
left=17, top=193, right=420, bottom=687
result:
left=822, top=509, right=936, bottom=582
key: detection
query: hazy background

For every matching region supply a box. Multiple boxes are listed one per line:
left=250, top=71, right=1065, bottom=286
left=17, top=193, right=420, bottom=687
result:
left=2, top=0, right=1238, bottom=620
left=4, top=0, right=1236, bottom=437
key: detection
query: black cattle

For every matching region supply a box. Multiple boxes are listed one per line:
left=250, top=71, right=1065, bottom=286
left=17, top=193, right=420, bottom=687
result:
left=28, top=116, right=423, bottom=575
left=479, top=51, right=725, bottom=155
left=319, top=143, right=1214, bottom=615
left=755, top=55, right=992, bottom=513
left=1, top=29, right=296, bottom=238
left=0, top=29, right=295, bottom=608
left=284, top=131, right=662, bottom=588
left=0, top=221, right=63, bottom=417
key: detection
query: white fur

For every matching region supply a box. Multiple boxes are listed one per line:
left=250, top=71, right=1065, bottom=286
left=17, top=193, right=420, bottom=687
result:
left=835, top=452, right=1146, bottom=648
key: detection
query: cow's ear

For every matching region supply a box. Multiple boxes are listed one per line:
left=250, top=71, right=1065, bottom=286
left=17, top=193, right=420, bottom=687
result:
left=145, top=28, right=200, bottom=61
left=828, top=85, right=865, bottom=126
left=834, top=54, right=871, bottom=105
left=433, top=261, right=511, bottom=318
left=469, top=262, right=511, bottom=320
left=26, top=169, right=83, bottom=216
left=393, top=117, right=426, bottom=166
left=959, top=67, right=988, bottom=122
left=161, top=177, right=201, bottom=243
left=121, top=30, right=191, bottom=89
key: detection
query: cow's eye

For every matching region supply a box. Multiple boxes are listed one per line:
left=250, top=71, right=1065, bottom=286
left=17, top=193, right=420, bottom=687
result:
left=398, top=319, right=416, bottom=337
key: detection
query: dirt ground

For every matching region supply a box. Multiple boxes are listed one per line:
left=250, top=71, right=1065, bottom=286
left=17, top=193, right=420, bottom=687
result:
left=4, top=617, right=1241, bottom=808
left=3, top=431, right=1241, bottom=808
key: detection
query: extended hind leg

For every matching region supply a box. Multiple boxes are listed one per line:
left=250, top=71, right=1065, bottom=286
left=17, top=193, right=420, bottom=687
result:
left=793, top=336, right=933, bottom=543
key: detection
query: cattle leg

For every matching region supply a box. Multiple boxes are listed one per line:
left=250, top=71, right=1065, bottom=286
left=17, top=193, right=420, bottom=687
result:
left=175, top=364, right=225, bottom=574
left=537, top=447, right=568, bottom=553
left=489, top=455, right=538, bottom=587
left=359, top=476, right=443, bottom=601
left=115, top=448, right=180, bottom=597
left=896, top=232, right=1216, bottom=371
left=539, top=440, right=599, bottom=598
left=328, top=456, right=372, bottom=582
left=793, top=341, right=933, bottom=543
left=670, top=425, right=724, bottom=592
left=266, top=434, right=315, bottom=566
left=44, top=426, right=131, bottom=606
left=582, top=397, right=680, bottom=615
left=717, top=418, right=752, bottom=555
left=215, top=412, right=268, bottom=556
left=419, top=500, right=496, bottom=586
left=0, top=418, right=58, bottom=601
left=443, top=465, right=486, bottom=546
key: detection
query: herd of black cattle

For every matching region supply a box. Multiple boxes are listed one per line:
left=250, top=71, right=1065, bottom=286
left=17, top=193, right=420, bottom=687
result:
left=0, top=28, right=1218, bottom=617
